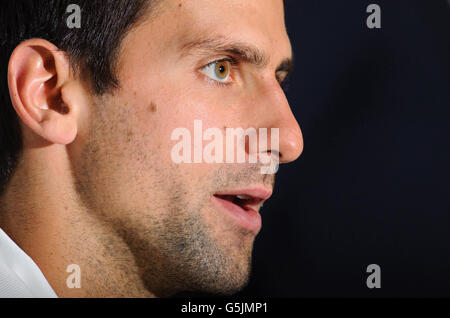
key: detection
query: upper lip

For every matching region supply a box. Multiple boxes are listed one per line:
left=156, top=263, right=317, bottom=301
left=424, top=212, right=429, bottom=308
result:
left=213, top=186, right=273, bottom=206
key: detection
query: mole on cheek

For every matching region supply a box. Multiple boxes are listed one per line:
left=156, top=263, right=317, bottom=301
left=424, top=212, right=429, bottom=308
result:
left=149, top=102, right=157, bottom=113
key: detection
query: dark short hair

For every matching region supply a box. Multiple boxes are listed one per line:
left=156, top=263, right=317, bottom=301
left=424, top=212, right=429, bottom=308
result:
left=0, top=0, right=157, bottom=193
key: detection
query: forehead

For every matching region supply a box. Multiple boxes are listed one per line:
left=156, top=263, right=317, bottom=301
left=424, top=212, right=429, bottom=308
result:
left=124, top=0, right=292, bottom=66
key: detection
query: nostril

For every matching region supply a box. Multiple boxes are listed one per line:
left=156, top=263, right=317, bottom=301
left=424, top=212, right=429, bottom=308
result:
left=268, top=149, right=281, bottom=160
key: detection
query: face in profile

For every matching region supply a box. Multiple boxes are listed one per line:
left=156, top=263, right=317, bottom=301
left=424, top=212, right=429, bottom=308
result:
left=70, top=0, right=302, bottom=295
left=5, top=0, right=303, bottom=297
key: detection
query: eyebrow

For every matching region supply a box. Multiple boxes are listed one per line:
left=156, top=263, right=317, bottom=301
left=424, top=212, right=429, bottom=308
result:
left=180, top=35, right=293, bottom=77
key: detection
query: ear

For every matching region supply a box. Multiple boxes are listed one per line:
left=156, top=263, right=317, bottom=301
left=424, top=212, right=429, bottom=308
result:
left=7, top=39, right=79, bottom=145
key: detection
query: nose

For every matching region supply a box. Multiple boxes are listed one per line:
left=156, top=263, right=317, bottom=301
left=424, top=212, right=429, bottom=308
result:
left=254, top=81, right=303, bottom=164
left=278, top=107, right=303, bottom=164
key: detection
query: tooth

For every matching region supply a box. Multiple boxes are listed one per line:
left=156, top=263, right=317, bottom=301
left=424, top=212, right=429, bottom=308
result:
left=236, top=195, right=251, bottom=200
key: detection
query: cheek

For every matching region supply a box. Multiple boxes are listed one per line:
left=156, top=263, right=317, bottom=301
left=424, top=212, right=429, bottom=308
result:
left=116, top=99, right=205, bottom=190
left=118, top=77, right=256, bottom=193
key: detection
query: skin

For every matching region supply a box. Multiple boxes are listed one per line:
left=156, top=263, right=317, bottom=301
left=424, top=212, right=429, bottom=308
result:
left=0, top=0, right=303, bottom=297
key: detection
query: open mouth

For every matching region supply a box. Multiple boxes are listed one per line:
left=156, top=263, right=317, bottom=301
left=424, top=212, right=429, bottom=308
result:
left=213, top=194, right=263, bottom=212
left=211, top=188, right=272, bottom=232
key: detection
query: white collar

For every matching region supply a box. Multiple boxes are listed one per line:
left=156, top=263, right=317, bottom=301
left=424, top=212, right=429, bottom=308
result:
left=0, top=228, right=57, bottom=298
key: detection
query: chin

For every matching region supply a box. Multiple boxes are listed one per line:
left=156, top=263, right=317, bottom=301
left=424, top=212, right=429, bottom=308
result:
left=196, top=259, right=253, bottom=296
left=197, top=277, right=250, bottom=296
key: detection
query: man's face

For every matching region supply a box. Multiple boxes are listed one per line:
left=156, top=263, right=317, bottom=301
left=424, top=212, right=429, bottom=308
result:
left=70, top=0, right=302, bottom=296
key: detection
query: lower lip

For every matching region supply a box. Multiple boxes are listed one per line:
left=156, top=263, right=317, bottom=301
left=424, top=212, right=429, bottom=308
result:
left=211, top=196, right=262, bottom=232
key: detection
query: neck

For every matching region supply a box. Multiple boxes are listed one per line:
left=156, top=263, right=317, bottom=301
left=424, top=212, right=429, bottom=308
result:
left=0, top=145, right=155, bottom=297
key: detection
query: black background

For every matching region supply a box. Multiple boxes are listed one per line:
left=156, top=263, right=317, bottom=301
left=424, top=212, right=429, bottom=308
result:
left=233, top=0, right=450, bottom=297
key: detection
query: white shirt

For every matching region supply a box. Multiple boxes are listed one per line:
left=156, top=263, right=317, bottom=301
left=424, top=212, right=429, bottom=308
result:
left=0, top=228, right=57, bottom=298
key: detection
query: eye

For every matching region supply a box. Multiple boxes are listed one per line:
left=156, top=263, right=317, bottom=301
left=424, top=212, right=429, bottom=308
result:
left=276, top=71, right=290, bottom=92
left=199, top=60, right=232, bottom=83
left=276, top=71, right=288, bottom=85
